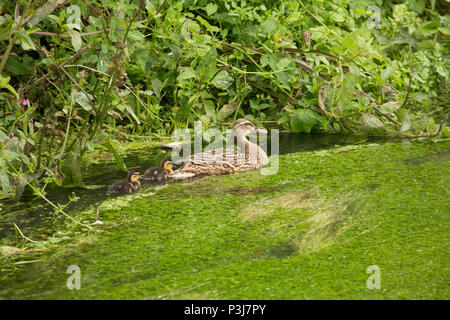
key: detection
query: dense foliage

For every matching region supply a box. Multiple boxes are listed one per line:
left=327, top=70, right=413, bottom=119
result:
left=0, top=0, right=449, bottom=198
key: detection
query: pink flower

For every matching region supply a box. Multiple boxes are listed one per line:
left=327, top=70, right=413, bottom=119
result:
left=22, top=99, right=29, bottom=106
left=30, top=118, right=34, bottom=123
left=10, top=132, right=14, bottom=137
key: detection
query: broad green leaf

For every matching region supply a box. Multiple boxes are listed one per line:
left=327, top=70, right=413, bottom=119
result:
left=381, top=66, right=394, bottom=80
left=250, top=100, right=271, bottom=110
left=262, top=17, right=277, bottom=34
left=128, top=30, right=145, bottom=40
left=73, top=90, right=93, bottom=111
left=331, top=12, right=345, bottom=23
left=205, top=3, right=218, bottom=16
left=290, top=109, right=321, bottom=133
left=212, top=70, right=233, bottom=89
left=5, top=56, right=28, bottom=75
left=177, top=68, right=197, bottom=81
left=169, top=44, right=180, bottom=61
left=378, top=101, right=400, bottom=114
left=68, top=29, right=82, bottom=51
left=18, top=31, right=36, bottom=50
left=400, top=112, right=410, bottom=132
left=277, top=58, right=292, bottom=70
left=362, top=113, right=384, bottom=129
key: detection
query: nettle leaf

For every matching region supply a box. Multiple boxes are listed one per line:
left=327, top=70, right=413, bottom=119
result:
left=212, top=70, right=233, bottom=89
left=378, top=101, right=400, bottom=114
left=290, top=109, right=321, bottom=133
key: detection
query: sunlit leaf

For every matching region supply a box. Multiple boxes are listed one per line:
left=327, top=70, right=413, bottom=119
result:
left=103, top=140, right=128, bottom=172
left=68, top=29, right=82, bottom=51
left=205, top=3, right=218, bottom=16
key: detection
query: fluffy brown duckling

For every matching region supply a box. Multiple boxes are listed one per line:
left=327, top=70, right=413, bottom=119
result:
left=107, top=169, right=142, bottom=195
left=142, top=159, right=173, bottom=183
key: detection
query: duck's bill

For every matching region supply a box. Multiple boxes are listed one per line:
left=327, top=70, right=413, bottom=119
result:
left=254, top=127, right=268, bottom=134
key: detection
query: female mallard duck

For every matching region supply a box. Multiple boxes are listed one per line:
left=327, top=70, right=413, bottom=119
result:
left=142, top=159, right=173, bottom=183
left=107, top=169, right=142, bottom=195
left=169, top=119, right=268, bottom=180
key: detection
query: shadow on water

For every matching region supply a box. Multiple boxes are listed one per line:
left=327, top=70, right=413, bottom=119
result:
left=0, top=133, right=399, bottom=239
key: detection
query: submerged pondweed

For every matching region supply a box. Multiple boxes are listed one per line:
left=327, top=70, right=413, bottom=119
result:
left=1, top=140, right=449, bottom=299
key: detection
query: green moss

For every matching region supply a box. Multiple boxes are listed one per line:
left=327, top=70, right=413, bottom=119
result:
left=1, top=140, right=449, bottom=299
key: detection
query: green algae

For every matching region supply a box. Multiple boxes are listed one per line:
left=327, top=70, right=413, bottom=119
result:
left=1, top=140, right=449, bottom=299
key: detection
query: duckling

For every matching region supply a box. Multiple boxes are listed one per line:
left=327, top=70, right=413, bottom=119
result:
left=142, top=159, right=173, bottom=183
left=107, top=170, right=142, bottom=195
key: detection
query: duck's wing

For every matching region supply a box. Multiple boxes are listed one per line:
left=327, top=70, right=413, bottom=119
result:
left=174, top=148, right=246, bottom=165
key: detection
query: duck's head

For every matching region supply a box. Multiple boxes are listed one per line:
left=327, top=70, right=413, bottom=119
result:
left=232, top=119, right=267, bottom=137
left=160, top=158, right=174, bottom=173
left=127, top=169, right=141, bottom=183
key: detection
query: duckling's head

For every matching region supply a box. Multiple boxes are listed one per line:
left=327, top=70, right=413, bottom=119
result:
left=127, top=170, right=141, bottom=183
left=233, top=119, right=267, bottom=137
left=160, top=158, right=173, bottom=173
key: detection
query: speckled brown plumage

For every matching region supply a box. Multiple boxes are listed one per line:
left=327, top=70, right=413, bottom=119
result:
left=169, top=119, right=268, bottom=180
left=107, top=170, right=142, bottom=195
